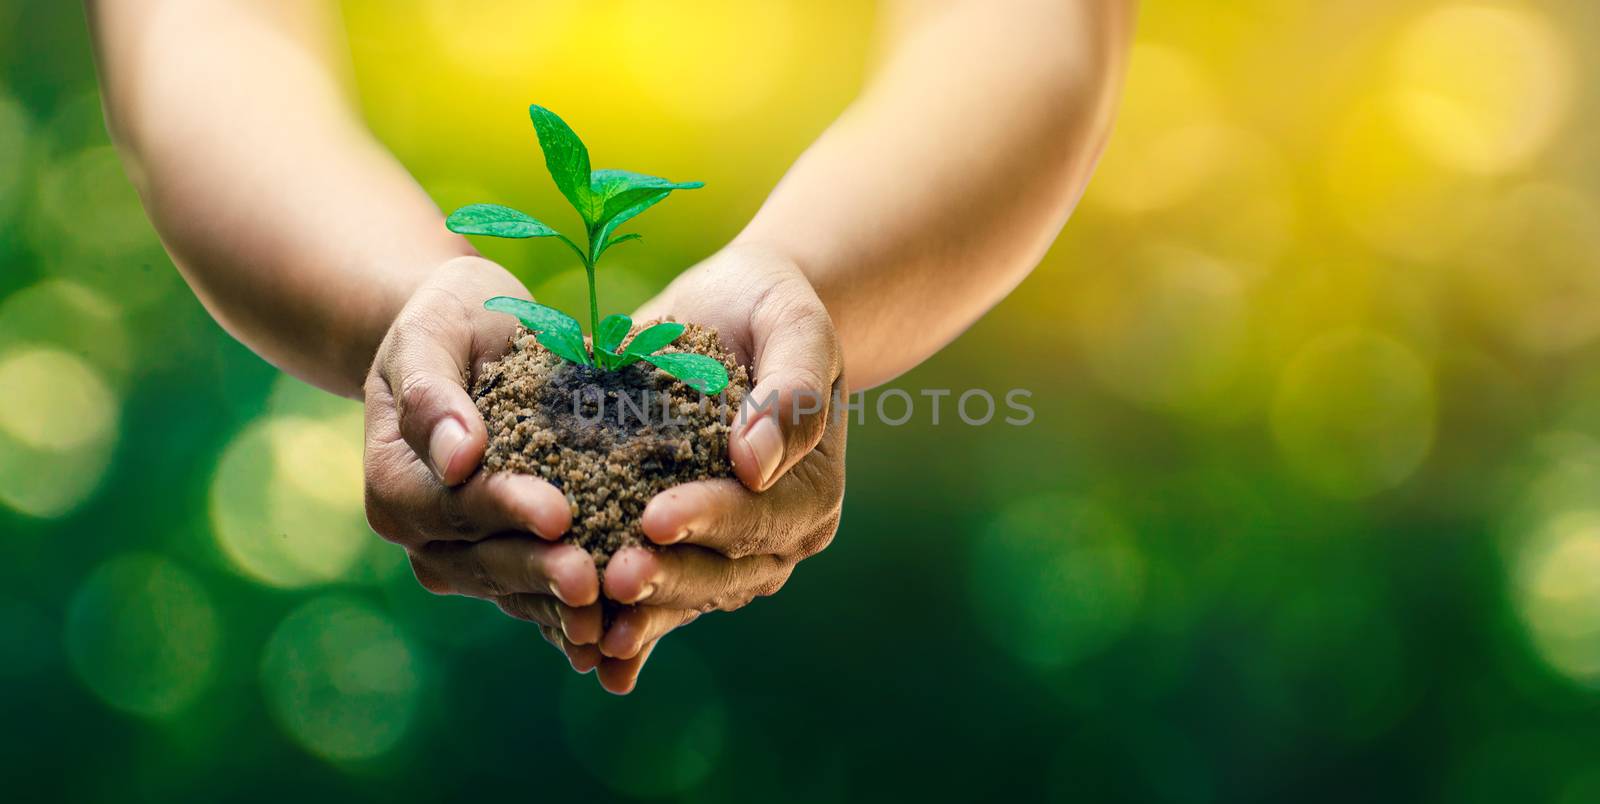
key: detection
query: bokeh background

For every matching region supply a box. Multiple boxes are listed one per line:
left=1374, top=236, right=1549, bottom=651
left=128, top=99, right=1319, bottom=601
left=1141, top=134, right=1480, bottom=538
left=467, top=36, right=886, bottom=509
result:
left=3, top=0, right=1600, bottom=800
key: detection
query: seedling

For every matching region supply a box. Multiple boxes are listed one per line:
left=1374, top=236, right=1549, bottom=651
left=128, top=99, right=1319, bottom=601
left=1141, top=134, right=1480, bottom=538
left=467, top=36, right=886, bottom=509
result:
left=446, top=105, right=728, bottom=395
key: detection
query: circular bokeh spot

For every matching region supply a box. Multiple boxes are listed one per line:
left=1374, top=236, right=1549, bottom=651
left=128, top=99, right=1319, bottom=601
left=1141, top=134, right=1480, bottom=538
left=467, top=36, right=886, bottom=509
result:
left=0, top=346, right=116, bottom=451
left=0, top=346, right=120, bottom=518
left=65, top=553, right=220, bottom=718
left=1515, top=511, right=1600, bottom=686
left=210, top=411, right=371, bottom=588
left=261, top=595, right=421, bottom=762
left=1459, top=184, right=1600, bottom=354
left=971, top=493, right=1145, bottom=670
left=1271, top=330, right=1435, bottom=499
left=560, top=640, right=726, bottom=796
left=1390, top=5, right=1571, bottom=175
left=0, top=280, right=130, bottom=386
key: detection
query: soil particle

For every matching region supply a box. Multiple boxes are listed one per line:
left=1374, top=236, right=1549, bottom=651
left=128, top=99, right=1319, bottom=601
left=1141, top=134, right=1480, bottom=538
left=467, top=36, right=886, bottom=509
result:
left=472, top=321, right=749, bottom=567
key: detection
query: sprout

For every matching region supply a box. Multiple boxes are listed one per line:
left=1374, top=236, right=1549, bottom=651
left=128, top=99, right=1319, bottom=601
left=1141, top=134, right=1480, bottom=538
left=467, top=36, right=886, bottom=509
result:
left=446, top=105, right=727, bottom=395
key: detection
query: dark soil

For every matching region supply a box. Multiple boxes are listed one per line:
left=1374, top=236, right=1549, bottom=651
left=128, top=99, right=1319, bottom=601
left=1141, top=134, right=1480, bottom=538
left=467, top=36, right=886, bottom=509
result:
left=472, top=321, right=750, bottom=567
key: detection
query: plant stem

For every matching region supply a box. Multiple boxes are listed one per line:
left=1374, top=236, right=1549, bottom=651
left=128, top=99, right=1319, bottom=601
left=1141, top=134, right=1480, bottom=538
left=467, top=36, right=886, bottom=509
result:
left=584, top=260, right=599, bottom=365
left=584, top=227, right=601, bottom=367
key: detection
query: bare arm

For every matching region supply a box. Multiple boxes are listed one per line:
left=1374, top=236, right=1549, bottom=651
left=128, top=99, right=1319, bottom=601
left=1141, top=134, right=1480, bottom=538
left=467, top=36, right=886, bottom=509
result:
left=735, top=0, right=1133, bottom=390
left=86, top=0, right=476, bottom=397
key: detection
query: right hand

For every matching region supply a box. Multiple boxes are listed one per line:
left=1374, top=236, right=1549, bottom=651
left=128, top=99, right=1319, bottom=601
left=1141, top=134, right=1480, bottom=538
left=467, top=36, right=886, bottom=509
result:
left=362, top=256, right=607, bottom=672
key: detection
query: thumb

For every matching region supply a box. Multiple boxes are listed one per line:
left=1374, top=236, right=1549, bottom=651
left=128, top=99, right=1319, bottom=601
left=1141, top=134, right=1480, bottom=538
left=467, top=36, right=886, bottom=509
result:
left=379, top=306, right=489, bottom=487
left=731, top=281, right=843, bottom=492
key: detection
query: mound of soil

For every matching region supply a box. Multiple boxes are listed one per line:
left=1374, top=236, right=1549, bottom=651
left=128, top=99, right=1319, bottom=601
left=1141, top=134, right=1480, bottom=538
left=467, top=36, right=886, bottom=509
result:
left=472, top=322, right=750, bottom=567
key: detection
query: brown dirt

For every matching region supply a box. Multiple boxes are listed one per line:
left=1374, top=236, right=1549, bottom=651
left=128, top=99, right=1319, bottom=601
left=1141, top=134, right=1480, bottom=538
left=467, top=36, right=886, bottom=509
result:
left=472, top=321, right=749, bottom=567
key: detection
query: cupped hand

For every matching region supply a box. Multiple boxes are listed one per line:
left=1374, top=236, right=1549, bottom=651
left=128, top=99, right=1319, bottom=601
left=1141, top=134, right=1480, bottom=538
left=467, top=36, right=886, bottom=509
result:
left=362, top=256, right=608, bottom=672
left=588, top=243, right=848, bottom=693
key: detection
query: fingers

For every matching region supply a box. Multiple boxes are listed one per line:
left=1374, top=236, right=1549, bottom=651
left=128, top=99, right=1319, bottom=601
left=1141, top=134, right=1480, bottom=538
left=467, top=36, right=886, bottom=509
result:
left=498, top=596, right=604, bottom=645
left=410, top=537, right=599, bottom=606
left=379, top=288, right=493, bottom=487
left=599, top=606, right=700, bottom=660
left=732, top=276, right=843, bottom=492
left=639, top=472, right=841, bottom=559
left=602, top=544, right=791, bottom=611
left=539, top=626, right=603, bottom=674
left=597, top=639, right=659, bottom=695
left=365, top=442, right=573, bottom=543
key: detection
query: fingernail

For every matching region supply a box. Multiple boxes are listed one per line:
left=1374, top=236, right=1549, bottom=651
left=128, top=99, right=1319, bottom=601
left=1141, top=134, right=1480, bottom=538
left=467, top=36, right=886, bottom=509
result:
left=634, top=583, right=656, bottom=604
left=601, top=623, right=633, bottom=658
left=553, top=582, right=579, bottom=607
left=428, top=417, right=468, bottom=481
left=741, top=415, right=784, bottom=487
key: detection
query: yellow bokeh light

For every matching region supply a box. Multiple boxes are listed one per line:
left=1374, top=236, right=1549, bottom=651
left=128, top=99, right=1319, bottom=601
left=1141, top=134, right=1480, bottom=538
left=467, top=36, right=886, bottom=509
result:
left=0, top=347, right=117, bottom=451
left=971, top=493, right=1144, bottom=670
left=65, top=553, right=220, bottom=718
left=1516, top=511, right=1600, bottom=686
left=1390, top=5, right=1571, bottom=175
left=1088, top=43, right=1227, bottom=214
left=0, top=346, right=120, bottom=519
left=261, top=595, right=421, bottom=762
left=1074, top=245, right=1250, bottom=415
left=1271, top=330, right=1435, bottom=499
left=210, top=411, right=372, bottom=588
left=1459, top=184, right=1600, bottom=354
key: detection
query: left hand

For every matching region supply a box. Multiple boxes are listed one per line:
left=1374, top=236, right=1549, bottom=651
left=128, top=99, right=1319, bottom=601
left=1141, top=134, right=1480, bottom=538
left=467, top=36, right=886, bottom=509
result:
left=558, top=243, right=849, bottom=693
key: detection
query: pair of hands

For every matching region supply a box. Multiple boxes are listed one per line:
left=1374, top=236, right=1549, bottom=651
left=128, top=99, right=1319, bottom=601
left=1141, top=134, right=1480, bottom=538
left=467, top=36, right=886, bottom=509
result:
left=361, top=246, right=846, bottom=693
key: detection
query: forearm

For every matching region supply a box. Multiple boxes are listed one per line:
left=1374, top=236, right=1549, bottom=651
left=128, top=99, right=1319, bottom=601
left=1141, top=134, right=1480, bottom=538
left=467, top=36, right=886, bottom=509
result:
left=736, top=0, right=1132, bottom=390
left=87, top=0, right=472, bottom=397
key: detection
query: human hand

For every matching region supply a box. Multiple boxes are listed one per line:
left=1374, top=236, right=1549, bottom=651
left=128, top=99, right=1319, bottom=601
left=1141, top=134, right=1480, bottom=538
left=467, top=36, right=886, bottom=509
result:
left=362, top=256, right=608, bottom=669
left=580, top=243, right=848, bottom=692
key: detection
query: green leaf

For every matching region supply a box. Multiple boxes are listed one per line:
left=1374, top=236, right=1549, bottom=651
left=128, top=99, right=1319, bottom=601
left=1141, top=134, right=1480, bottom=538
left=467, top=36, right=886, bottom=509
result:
left=617, top=322, right=686, bottom=366
left=642, top=352, right=729, bottom=395
left=589, top=169, right=702, bottom=226
left=593, top=232, right=642, bottom=262
left=595, top=314, right=632, bottom=369
left=446, top=204, right=560, bottom=239
left=590, top=175, right=702, bottom=256
left=483, top=296, right=590, bottom=366
left=528, top=105, right=594, bottom=221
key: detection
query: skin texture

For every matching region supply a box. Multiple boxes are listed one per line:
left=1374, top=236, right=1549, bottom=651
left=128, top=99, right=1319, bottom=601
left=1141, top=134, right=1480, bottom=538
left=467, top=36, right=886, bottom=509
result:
left=87, top=0, right=1132, bottom=693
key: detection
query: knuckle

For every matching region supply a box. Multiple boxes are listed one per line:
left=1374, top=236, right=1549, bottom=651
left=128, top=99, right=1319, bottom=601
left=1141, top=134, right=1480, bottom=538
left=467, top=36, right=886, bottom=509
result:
left=409, top=554, right=453, bottom=596
left=523, top=550, right=549, bottom=590
left=397, top=372, right=450, bottom=423
left=795, top=512, right=841, bottom=559
left=469, top=555, right=507, bottom=597
left=753, top=568, right=791, bottom=599
left=723, top=531, right=762, bottom=560
left=362, top=463, right=408, bottom=542
left=436, top=488, right=476, bottom=537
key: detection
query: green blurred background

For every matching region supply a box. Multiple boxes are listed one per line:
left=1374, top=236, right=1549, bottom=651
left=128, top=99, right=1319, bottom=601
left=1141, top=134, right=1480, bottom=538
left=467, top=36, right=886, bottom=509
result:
left=4, top=0, right=1600, bottom=800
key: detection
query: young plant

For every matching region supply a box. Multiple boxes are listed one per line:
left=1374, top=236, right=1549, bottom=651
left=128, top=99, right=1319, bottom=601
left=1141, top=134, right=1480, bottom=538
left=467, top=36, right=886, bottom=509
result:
left=446, top=105, right=728, bottom=395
